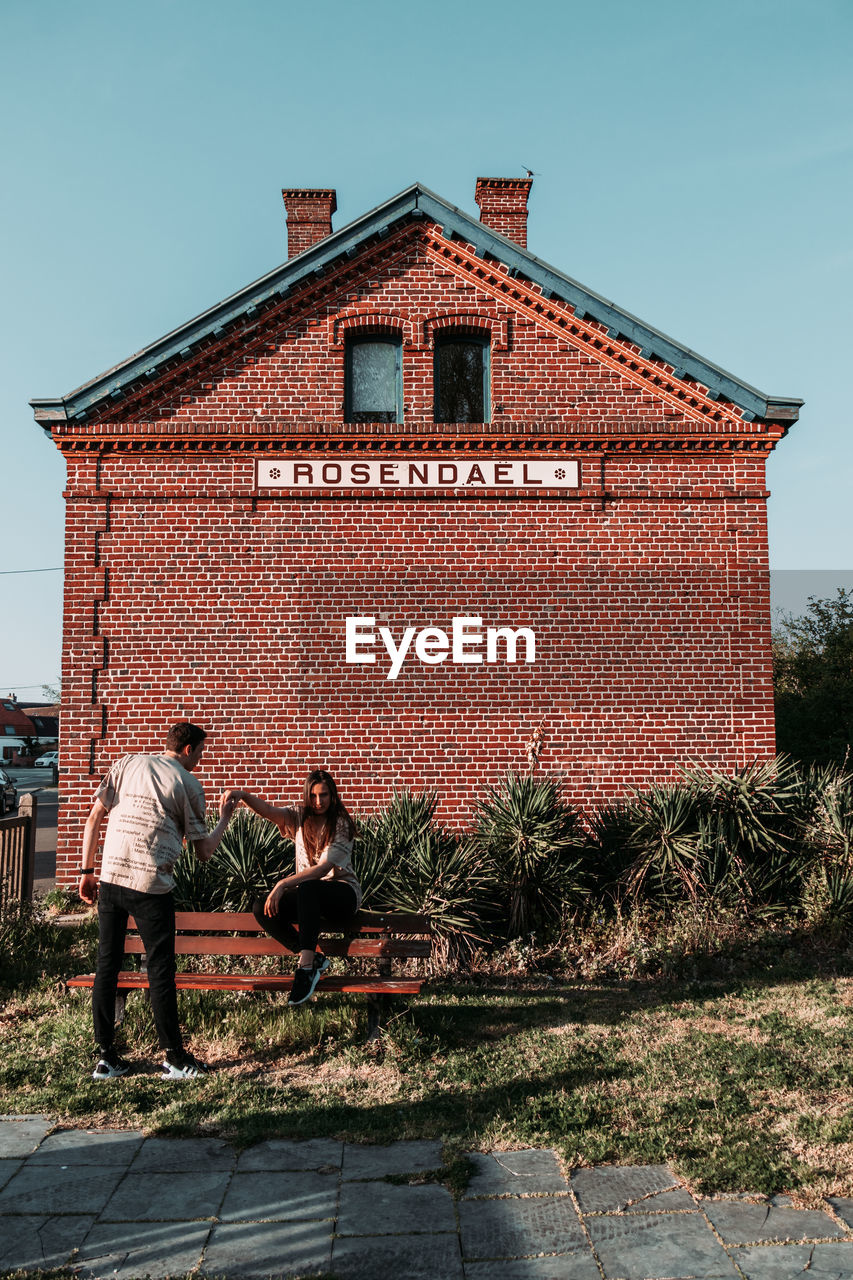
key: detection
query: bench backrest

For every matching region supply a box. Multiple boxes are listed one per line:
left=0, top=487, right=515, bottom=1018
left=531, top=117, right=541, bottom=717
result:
left=125, top=910, right=431, bottom=960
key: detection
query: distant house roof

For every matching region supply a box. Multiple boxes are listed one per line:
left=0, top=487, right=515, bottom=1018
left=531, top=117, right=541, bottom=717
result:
left=21, top=703, right=60, bottom=717
left=0, top=702, right=39, bottom=735
left=25, top=715, right=59, bottom=736
left=30, top=181, right=802, bottom=430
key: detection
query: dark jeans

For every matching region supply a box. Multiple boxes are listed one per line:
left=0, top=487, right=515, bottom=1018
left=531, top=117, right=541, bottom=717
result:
left=252, top=879, right=359, bottom=956
left=93, top=880, right=182, bottom=1052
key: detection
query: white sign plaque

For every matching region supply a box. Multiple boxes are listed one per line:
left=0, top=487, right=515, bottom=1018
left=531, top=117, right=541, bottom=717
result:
left=257, top=456, right=579, bottom=490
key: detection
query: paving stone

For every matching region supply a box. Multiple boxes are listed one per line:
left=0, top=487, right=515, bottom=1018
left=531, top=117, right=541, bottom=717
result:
left=76, top=1218, right=211, bottom=1279
left=459, top=1196, right=586, bottom=1260
left=620, top=1187, right=697, bottom=1214
left=203, top=1218, right=332, bottom=1277
left=331, top=1231, right=463, bottom=1279
left=0, top=1115, right=52, bottom=1157
left=342, top=1138, right=444, bottom=1180
left=338, top=1179, right=456, bottom=1235
left=0, top=1213, right=97, bottom=1270
left=129, top=1134, right=235, bottom=1171
left=464, top=1253, right=602, bottom=1279
left=28, top=1128, right=144, bottom=1165
left=0, top=1159, right=23, bottom=1190
left=99, top=1169, right=232, bottom=1220
left=731, top=1241, right=853, bottom=1279
left=219, top=1170, right=339, bottom=1222
left=462, top=1149, right=569, bottom=1198
left=0, top=1163, right=125, bottom=1215
left=571, top=1164, right=679, bottom=1213
left=236, top=1136, right=343, bottom=1171
left=702, top=1200, right=846, bottom=1243
left=829, top=1198, right=853, bottom=1230
left=586, top=1211, right=739, bottom=1279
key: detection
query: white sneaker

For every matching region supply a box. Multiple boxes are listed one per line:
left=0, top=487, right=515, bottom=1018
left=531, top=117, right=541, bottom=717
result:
left=161, top=1050, right=209, bottom=1079
left=93, top=1049, right=130, bottom=1080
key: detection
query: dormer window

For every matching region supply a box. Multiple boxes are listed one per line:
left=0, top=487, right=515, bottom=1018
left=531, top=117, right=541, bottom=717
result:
left=434, top=333, right=490, bottom=423
left=345, top=336, right=402, bottom=423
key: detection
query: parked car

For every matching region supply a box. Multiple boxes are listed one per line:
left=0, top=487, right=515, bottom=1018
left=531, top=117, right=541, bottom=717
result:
left=0, top=768, right=17, bottom=815
left=35, top=751, right=59, bottom=769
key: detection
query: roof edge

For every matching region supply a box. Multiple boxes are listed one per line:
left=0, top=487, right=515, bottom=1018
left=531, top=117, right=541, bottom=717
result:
left=30, top=182, right=803, bottom=428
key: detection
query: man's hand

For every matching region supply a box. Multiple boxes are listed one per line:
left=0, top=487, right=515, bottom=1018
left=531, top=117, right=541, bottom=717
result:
left=79, top=872, right=98, bottom=905
left=219, top=789, right=242, bottom=816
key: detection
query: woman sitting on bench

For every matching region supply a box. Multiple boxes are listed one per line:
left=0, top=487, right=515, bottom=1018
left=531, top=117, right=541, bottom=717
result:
left=221, top=770, right=361, bottom=1005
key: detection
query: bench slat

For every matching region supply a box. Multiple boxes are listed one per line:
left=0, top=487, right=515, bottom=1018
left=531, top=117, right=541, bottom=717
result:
left=67, top=973, right=424, bottom=995
left=123, top=936, right=430, bottom=958
left=161, top=911, right=430, bottom=935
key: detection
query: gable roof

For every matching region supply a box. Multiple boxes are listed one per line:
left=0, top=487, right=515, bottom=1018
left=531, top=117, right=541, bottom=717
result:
left=30, top=182, right=802, bottom=429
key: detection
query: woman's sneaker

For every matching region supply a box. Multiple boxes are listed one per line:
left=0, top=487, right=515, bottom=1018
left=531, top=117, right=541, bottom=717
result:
left=288, top=953, right=330, bottom=1005
left=161, top=1050, right=209, bottom=1079
left=93, top=1047, right=130, bottom=1080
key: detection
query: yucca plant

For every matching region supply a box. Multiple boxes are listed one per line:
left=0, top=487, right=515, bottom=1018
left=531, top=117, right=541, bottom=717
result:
left=681, top=758, right=801, bottom=904
left=382, top=829, right=494, bottom=969
left=620, top=783, right=703, bottom=903
left=802, top=863, right=853, bottom=936
left=582, top=799, right=643, bottom=904
left=352, top=789, right=439, bottom=908
left=173, top=809, right=294, bottom=911
left=473, top=772, right=586, bottom=939
left=172, top=844, right=218, bottom=910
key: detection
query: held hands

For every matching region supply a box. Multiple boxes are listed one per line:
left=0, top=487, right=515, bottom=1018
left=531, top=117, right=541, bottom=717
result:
left=219, top=788, right=243, bottom=816
left=219, top=789, right=243, bottom=820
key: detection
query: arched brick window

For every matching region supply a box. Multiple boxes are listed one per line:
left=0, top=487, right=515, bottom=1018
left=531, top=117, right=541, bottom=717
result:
left=434, top=330, right=490, bottom=423
left=344, top=333, right=402, bottom=424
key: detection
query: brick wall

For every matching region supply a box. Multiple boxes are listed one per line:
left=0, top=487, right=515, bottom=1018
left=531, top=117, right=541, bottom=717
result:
left=51, top=216, right=781, bottom=886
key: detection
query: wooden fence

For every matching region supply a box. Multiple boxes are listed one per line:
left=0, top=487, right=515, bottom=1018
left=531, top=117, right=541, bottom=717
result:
left=0, top=794, right=37, bottom=905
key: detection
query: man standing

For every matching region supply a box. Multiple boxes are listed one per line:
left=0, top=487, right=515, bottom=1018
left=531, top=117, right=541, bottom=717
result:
left=79, top=722, right=236, bottom=1080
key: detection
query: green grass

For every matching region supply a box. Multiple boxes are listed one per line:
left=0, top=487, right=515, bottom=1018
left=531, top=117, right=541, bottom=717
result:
left=1, top=910, right=852, bottom=1207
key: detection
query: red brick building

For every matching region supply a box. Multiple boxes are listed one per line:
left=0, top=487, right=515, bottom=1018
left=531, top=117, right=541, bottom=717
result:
left=32, top=178, right=801, bottom=886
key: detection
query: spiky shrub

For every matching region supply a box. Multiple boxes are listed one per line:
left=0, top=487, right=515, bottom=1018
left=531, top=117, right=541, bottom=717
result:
left=352, top=789, right=439, bottom=908
left=381, top=829, right=494, bottom=970
left=790, top=759, right=853, bottom=933
left=473, top=772, right=587, bottom=940
left=582, top=799, right=644, bottom=904
left=619, top=783, right=704, bottom=904
left=173, top=809, right=294, bottom=911
left=681, top=758, right=802, bottom=905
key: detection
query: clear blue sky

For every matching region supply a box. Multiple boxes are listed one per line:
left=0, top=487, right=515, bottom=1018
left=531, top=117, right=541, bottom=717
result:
left=2, top=0, right=851, bottom=699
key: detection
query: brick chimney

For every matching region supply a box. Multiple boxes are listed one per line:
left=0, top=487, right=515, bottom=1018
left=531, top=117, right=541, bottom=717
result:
left=474, top=177, right=533, bottom=248
left=281, top=188, right=337, bottom=258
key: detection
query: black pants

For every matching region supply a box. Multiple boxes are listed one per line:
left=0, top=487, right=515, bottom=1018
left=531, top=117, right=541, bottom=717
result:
left=92, top=880, right=182, bottom=1052
left=252, top=879, right=358, bottom=955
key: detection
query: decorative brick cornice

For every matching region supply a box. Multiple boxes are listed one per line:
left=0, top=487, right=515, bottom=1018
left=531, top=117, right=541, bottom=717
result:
left=424, top=227, right=750, bottom=430
left=55, top=429, right=777, bottom=455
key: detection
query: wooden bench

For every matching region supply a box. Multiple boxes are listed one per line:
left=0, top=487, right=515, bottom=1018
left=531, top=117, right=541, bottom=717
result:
left=68, top=909, right=432, bottom=1038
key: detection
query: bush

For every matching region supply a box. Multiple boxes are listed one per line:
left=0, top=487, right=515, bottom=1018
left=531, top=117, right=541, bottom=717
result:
left=473, top=772, right=587, bottom=939
left=173, top=809, right=293, bottom=910
left=354, top=789, right=493, bottom=967
left=0, top=897, right=91, bottom=991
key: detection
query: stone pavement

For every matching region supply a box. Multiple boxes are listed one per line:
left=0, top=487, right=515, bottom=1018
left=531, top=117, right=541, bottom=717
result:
left=2, top=1118, right=853, bottom=1279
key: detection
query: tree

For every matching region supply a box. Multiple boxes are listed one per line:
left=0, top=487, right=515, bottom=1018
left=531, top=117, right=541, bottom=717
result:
left=774, top=589, right=853, bottom=766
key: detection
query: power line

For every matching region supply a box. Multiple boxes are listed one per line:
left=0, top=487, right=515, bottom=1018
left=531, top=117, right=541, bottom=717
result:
left=0, top=567, right=63, bottom=576
left=1, top=685, right=58, bottom=691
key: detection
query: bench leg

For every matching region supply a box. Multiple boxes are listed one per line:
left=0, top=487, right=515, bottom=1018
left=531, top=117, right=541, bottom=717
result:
left=365, top=994, right=392, bottom=1042
left=365, top=957, right=393, bottom=1042
left=114, top=991, right=127, bottom=1028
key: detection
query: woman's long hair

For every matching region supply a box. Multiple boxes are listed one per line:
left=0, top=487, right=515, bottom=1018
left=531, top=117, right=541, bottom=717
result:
left=300, top=769, right=354, bottom=859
